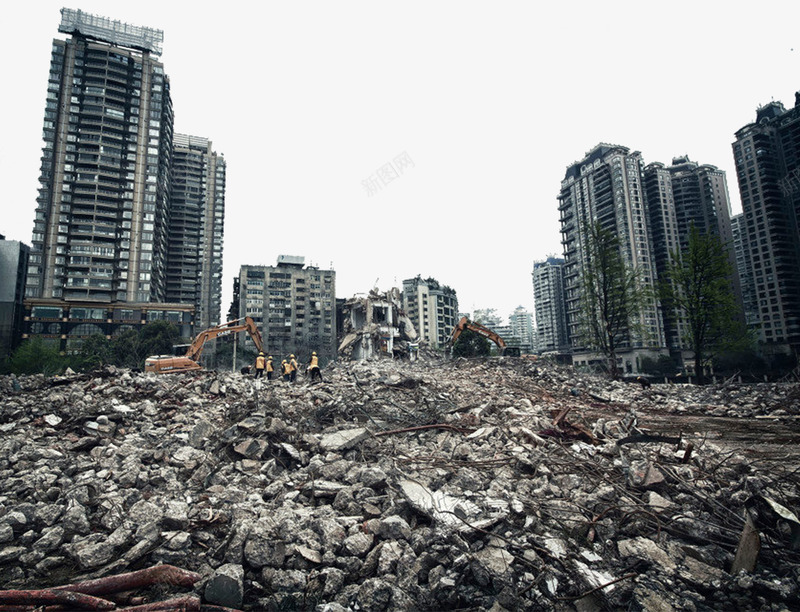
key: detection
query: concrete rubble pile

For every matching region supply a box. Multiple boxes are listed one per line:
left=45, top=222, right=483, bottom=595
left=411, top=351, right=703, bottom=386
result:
left=0, top=357, right=798, bottom=611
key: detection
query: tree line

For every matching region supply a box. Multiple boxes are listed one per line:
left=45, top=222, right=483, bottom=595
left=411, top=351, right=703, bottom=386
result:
left=1, top=320, right=180, bottom=376
left=578, top=221, right=789, bottom=383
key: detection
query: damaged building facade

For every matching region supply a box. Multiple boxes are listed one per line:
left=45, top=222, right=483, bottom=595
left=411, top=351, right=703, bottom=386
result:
left=338, top=288, right=419, bottom=360
left=401, top=276, right=459, bottom=349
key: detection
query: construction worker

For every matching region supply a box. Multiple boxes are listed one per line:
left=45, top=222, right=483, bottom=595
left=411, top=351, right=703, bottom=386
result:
left=289, top=354, right=298, bottom=383
left=266, top=355, right=274, bottom=380
left=281, top=359, right=290, bottom=382
left=308, top=351, right=323, bottom=382
left=254, top=352, right=266, bottom=379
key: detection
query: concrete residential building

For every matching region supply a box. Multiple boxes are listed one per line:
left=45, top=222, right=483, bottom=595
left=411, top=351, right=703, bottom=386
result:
left=532, top=257, right=568, bottom=354
left=509, top=306, right=535, bottom=354
left=472, top=308, right=503, bottom=328
left=167, top=134, right=226, bottom=330
left=732, top=96, right=800, bottom=353
left=27, top=9, right=173, bottom=304
left=558, top=144, right=665, bottom=373
left=643, top=157, right=740, bottom=357
left=237, top=257, right=336, bottom=363
left=731, top=213, right=759, bottom=329
left=402, top=276, right=459, bottom=348
left=0, top=236, right=31, bottom=359
left=21, top=9, right=203, bottom=352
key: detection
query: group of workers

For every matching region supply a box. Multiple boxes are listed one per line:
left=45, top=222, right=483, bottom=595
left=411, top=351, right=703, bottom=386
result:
left=253, top=351, right=323, bottom=383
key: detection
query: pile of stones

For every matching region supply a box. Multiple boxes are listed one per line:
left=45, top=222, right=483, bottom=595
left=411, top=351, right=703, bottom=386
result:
left=0, top=358, right=798, bottom=611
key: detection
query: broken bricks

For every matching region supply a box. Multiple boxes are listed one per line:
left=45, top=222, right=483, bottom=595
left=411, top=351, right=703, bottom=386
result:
left=0, top=357, right=797, bottom=610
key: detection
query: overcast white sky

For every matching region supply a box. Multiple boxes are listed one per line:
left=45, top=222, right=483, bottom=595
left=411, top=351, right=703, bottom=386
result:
left=2, top=2, right=799, bottom=322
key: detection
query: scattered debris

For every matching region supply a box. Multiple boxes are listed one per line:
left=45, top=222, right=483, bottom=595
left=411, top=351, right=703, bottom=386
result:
left=0, top=357, right=799, bottom=610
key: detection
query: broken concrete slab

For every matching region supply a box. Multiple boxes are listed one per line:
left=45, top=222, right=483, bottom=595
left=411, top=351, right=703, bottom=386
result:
left=320, top=428, right=370, bottom=451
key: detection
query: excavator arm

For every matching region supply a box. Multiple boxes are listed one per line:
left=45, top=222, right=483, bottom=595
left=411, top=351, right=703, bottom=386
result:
left=450, top=317, right=507, bottom=349
left=145, top=316, right=264, bottom=373
left=449, top=316, right=519, bottom=356
left=186, top=317, right=264, bottom=362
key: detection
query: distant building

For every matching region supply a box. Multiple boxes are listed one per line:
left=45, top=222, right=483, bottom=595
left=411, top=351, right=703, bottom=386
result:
left=338, top=288, right=419, bottom=360
left=732, top=96, right=800, bottom=353
left=0, top=236, right=31, bottom=359
left=532, top=257, right=568, bottom=354
left=558, top=144, right=665, bottom=373
left=643, top=156, right=741, bottom=357
left=402, top=276, right=459, bottom=348
left=21, top=300, right=194, bottom=354
left=166, top=134, right=226, bottom=330
left=509, top=306, right=535, bottom=354
left=472, top=308, right=503, bottom=328
left=237, top=256, right=336, bottom=363
left=731, top=213, right=758, bottom=329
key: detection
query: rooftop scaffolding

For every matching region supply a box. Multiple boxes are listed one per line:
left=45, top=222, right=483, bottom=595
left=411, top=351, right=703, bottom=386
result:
left=58, top=8, right=163, bottom=56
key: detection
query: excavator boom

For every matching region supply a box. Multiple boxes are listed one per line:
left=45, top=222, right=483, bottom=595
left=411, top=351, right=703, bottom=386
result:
left=145, top=317, right=264, bottom=373
left=449, top=316, right=520, bottom=357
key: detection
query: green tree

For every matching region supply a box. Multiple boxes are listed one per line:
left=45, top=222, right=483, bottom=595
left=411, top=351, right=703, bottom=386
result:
left=661, top=224, right=743, bottom=384
left=137, top=320, right=180, bottom=361
left=111, top=329, right=143, bottom=369
left=8, top=338, right=68, bottom=376
left=78, top=334, right=114, bottom=369
left=452, top=328, right=492, bottom=358
left=580, top=222, right=647, bottom=380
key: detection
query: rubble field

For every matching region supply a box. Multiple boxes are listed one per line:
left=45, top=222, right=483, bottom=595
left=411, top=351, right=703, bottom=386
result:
left=0, top=357, right=799, bottom=611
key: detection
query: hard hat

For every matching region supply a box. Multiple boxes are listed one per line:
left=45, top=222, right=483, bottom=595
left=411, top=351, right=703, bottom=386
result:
left=290, top=354, right=295, bottom=358
left=312, top=351, right=317, bottom=355
left=268, top=355, right=273, bottom=359
left=259, top=352, right=264, bottom=355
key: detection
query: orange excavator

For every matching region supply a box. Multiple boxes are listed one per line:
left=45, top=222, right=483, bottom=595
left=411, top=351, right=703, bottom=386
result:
left=144, top=316, right=264, bottom=373
left=449, top=316, right=521, bottom=357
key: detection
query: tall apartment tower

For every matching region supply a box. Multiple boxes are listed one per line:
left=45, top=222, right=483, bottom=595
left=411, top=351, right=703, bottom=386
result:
left=27, top=9, right=173, bottom=304
left=643, top=157, right=740, bottom=354
left=558, top=144, right=665, bottom=371
left=167, top=134, right=226, bottom=330
left=237, top=257, right=337, bottom=362
left=402, top=276, right=459, bottom=348
left=532, top=257, right=569, bottom=354
left=731, top=213, right=759, bottom=329
left=732, top=95, right=800, bottom=353
left=509, top=306, right=535, bottom=354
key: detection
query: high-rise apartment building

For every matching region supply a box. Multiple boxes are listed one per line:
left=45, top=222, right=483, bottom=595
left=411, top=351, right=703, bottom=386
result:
left=732, top=96, right=800, bottom=353
left=643, top=157, right=740, bottom=354
left=532, top=257, right=568, bottom=354
left=508, top=306, right=535, bottom=354
left=20, top=9, right=231, bottom=353
left=731, top=213, right=759, bottom=329
left=237, top=257, right=337, bottom=362
left=0, top=236, right=31, bottom=359
left=167, top=134, right=226, bottom=330
left=402, top=277, right=459, bottom=348
left=558, top=144, right=665, bottom=372
left=27, top=9, right=173, bottom=304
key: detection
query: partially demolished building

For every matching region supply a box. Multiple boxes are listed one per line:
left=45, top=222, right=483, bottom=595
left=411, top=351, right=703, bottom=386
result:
left=338, top=288, right=420, bottom=360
